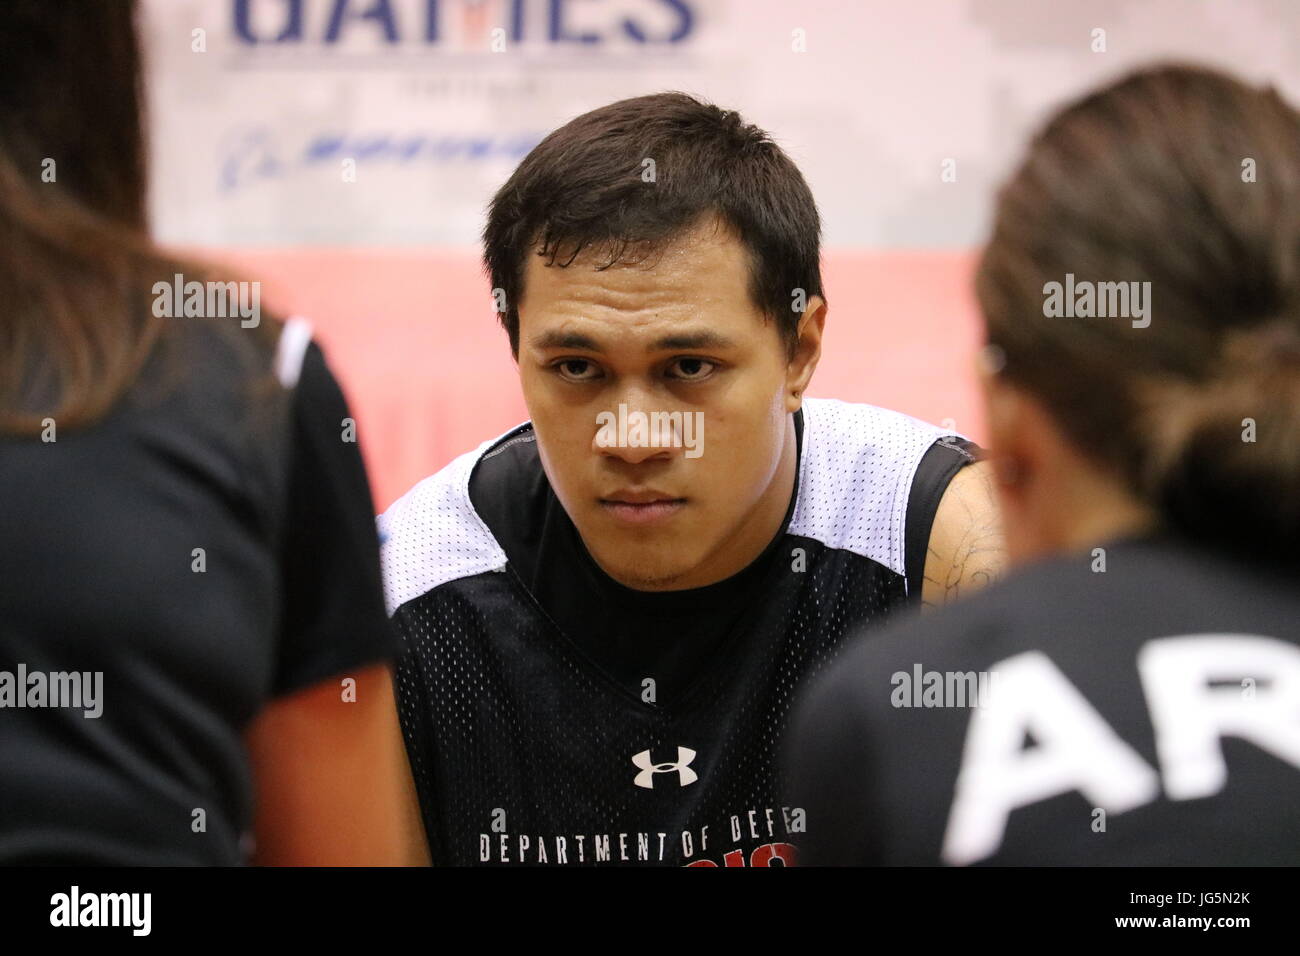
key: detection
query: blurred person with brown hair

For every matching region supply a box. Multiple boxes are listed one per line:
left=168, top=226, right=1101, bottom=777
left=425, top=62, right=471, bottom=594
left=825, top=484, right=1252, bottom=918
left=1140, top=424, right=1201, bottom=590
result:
left=785, top=63, right=1300, bottom=865
left=0, top=0, right=425, bottom=865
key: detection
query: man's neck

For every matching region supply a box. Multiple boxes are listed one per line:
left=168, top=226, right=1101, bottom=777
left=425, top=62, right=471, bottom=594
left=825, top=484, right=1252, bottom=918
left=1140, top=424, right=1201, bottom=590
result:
left=1014, top=467, right=1159, bottom=566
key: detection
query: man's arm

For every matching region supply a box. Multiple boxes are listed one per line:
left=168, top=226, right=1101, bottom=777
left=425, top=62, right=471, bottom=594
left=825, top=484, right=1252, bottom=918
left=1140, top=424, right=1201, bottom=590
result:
left=921, top=460, right=1006, bottom=611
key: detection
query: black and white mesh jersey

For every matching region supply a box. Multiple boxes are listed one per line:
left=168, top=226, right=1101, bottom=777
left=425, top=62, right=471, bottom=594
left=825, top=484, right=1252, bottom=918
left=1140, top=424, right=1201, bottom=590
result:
left=379, top=397, right=977, bottom=866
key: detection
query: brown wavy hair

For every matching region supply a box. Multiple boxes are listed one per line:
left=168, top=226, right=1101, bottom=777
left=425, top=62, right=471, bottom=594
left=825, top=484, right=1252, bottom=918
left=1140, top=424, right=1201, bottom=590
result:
left=977, top=63, right=1300, bottom=564
left=0, top=0, right=273, bottom=434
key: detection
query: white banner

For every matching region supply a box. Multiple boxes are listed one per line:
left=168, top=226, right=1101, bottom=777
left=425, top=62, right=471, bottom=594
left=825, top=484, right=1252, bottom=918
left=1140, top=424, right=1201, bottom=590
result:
left=142, top=0, right=1300, bottom=247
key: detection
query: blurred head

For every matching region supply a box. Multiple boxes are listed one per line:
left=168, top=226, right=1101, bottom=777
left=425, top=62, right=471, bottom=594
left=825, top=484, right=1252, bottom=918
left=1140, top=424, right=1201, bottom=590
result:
left=0, top=0, right=148, bottom=231
left=0, top=0, right=272, bottom=435
left=483, top=93, right=825, bottom=589
left=0, top=0, right=156, bottom=434
left=976, top=64, right=1300, bottom=567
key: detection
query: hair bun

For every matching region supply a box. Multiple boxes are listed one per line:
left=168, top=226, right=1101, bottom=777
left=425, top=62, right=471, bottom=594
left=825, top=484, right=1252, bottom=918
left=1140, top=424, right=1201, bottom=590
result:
left=1139, top=319, right=1300, bottom=566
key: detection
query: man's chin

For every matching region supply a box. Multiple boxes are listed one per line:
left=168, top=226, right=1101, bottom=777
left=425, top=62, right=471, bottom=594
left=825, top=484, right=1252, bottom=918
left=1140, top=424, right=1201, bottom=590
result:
left=588, top=547, right=701, bottom=592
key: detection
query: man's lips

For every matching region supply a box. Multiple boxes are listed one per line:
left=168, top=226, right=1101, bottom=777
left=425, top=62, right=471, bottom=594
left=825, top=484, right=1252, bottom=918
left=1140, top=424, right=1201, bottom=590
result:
left=598, top=493, right=687, bottom=525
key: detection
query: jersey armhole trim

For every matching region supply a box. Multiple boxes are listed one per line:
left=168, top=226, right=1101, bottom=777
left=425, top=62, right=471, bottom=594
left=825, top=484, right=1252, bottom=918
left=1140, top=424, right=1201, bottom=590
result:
left=903, top=438, right=981, bottom=604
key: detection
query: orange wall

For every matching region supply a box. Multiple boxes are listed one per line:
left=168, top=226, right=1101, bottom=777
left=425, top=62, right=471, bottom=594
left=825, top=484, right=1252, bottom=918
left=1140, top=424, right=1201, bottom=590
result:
left=209, top=248, right=985, bottom=510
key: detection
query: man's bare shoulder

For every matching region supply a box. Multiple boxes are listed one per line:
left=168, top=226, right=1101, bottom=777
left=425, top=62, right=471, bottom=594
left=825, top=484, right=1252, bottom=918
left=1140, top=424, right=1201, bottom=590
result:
left=921, top=460, right=1007, bottom=611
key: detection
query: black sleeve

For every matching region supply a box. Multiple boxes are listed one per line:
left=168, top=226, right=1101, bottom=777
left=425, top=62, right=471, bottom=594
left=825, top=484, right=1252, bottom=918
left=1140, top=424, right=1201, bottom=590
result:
left=782, top=658, right=883, bottom=866
left=273, top=341, right=400, bottom=697
left=904, top=437, right=984, bottom=605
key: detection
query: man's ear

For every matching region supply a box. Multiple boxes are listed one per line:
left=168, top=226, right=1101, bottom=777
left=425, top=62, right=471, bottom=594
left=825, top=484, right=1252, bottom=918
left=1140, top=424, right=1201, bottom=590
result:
left=786, top=295, right=826, bottom=412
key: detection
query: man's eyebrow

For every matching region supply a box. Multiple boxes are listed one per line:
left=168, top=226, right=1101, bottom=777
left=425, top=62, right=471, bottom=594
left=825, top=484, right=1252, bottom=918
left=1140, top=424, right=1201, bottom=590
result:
left=531, top=330, right=602, bottom=350
left=649, top=331, right=738, bottom=351
left=530, top=329, right=739, bottom=351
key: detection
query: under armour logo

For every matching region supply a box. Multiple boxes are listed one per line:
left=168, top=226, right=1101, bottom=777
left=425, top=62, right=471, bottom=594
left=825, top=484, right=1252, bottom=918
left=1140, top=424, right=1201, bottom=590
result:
left=632, top=747, right=698, bottom=789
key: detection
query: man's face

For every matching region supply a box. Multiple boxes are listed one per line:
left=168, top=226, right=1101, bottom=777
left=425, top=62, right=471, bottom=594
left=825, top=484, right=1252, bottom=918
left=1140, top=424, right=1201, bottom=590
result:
left=517, top=219, right=818, bottom=590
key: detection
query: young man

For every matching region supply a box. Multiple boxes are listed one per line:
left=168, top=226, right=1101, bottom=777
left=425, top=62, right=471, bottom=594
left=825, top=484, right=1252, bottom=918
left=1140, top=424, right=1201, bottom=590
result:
left=380, top=93, right=1004, bottom=866
left=783, top=65, right=1300, bottom=866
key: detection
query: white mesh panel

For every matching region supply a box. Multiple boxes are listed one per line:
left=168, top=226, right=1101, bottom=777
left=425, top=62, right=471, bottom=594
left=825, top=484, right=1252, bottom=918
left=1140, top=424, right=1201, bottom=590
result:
left=790, top=398, right=964, bottom=577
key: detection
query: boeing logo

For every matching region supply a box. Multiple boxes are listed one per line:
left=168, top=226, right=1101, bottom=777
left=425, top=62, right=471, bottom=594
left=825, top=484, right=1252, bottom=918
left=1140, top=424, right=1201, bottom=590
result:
left=218, top=127, right=542, bottom=192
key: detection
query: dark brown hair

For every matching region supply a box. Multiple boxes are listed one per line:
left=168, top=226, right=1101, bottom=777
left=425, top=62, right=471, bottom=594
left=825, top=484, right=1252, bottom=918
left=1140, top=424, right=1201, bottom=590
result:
left=0, top=0, right=272, bottom=434
left=483, top=92, right=823, bottom=359
left=977, top=63, right=1300, bottom=563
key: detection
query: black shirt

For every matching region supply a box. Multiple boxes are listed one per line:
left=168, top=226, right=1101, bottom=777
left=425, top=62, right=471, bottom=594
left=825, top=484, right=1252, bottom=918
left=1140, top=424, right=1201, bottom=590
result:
left=0, top=319, right=397, bottom=865
left=469, top=410, right=807, bottom=702
left=784, top=531, right=1300, bottom=865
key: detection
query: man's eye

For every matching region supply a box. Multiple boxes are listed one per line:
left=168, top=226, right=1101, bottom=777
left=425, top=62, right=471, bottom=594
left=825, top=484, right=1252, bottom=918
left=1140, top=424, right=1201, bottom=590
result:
left=667, top=357, right=716, bottom=380
left=554, top=359, right=601, bottom=382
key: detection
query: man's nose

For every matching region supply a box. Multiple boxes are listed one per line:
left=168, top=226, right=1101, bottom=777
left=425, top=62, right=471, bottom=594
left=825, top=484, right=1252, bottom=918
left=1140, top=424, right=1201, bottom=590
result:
left=592, top=394, right=683, bottom=464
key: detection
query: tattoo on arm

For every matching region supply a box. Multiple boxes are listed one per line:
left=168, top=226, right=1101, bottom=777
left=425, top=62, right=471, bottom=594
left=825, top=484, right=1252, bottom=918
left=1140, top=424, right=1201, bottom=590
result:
left=922, top=463, right=1006, bottom=610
